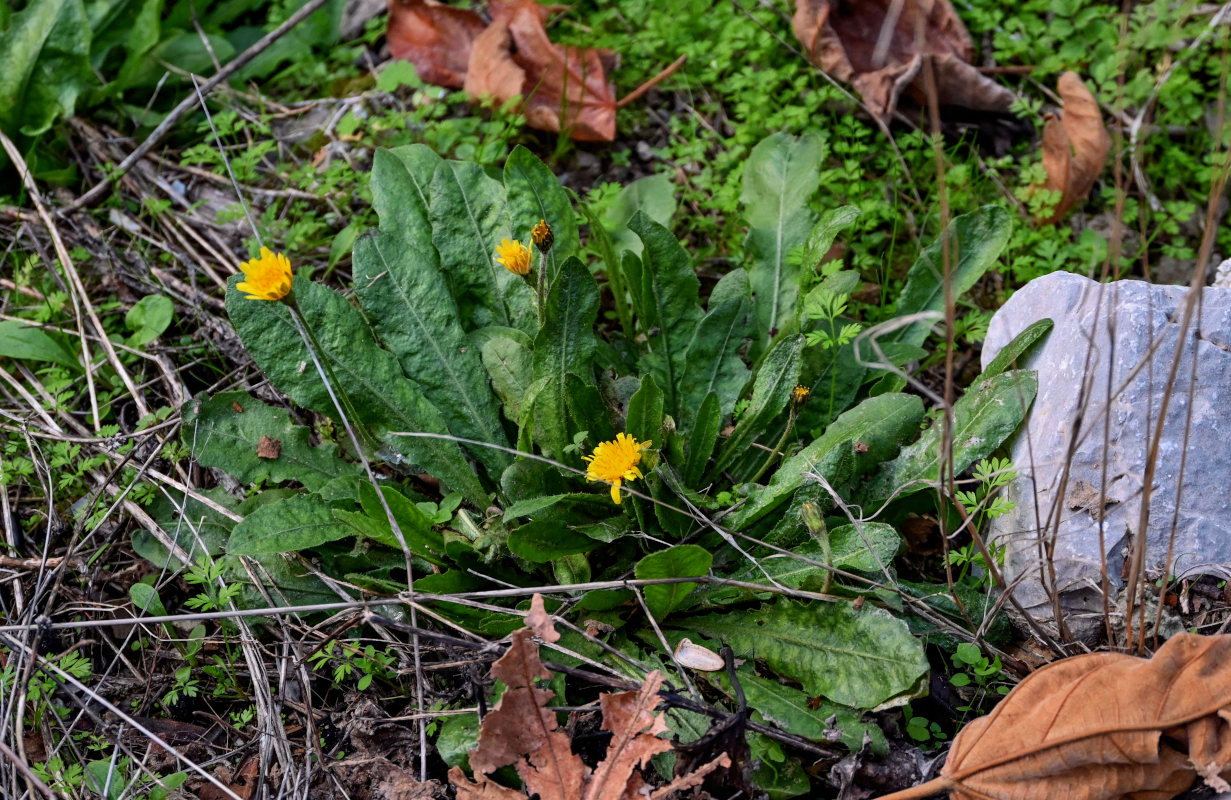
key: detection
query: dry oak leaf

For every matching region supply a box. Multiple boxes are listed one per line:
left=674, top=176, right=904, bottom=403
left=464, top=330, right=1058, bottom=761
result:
left=1030, top=71, right=1112, bottom=224
left=792, top=0, right=1014, bottom=122
left=584, top=671, right=673, bottom=800
left=877, top=632, right=1231, bottom=800
left=466, top=627, right=584, bottom=798
left=450, top=608, right=701, bottom=800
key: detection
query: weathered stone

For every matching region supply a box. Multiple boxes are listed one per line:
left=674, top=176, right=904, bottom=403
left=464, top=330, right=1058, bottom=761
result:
left=982, top=271, right=1231, bottom=637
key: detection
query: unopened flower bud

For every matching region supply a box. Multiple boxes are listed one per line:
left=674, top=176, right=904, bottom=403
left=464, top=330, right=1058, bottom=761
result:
left=531, top=219, right=554, bottom=253
left=800, top=502, right=826, bottom=536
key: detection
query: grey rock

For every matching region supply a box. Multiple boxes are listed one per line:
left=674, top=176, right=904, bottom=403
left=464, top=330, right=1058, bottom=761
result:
left=981, top=271, right=1231, bottom=636
left=1213, top=257, right=1231, bottom=289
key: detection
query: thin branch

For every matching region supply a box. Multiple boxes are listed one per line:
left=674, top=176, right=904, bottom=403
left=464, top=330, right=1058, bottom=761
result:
left=69, top=0, right=333, bottom=210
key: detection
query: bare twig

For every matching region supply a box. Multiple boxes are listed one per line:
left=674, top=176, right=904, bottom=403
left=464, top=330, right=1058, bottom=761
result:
left=0, top=740, right=57, bottom=800
left=70, top=0, right=332, bottom=210
left=0, top=633, right=248, bottom=800
left=616, top=55, right=688, bottom=109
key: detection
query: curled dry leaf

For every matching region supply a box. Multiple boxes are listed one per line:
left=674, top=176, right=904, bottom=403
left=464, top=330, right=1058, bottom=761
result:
left=673, top=637, right=725, bottom=672
left=792, top=0, right=1014, bottom=122
left=877, top=632, right=1231, bottom=800
left=1030, top=71, right=1112, bottom=224
left=450, top=617, right=720, bottom=799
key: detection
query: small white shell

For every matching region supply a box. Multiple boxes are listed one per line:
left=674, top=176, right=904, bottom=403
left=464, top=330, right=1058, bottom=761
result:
left=674, top=638, right=724, bottom=672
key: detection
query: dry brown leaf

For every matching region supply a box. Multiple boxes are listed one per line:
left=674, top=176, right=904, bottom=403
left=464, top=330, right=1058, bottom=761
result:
left=649, top=753, right=733, bottom=800
left=450, top=616, right=720, bottom=799
left=449, top=769, right=529, bottom=800
left=525, top=593, right=560, bottom=643
left=466, top=628, right=586, bottom=800
left=490, top=0, right=563, bottom=25
left=585, top=671, right=673, bottom=800
left=386, top=0, right=487, bottom=89
left=22, top=730, right=46, bottom=762
left=387, top=0, right=617, bottom=141
left=198, top=755, right=260, bottom=800
left=478, top=0, right=617, bottom=141
left=463, top=21, right=525, bottom=112
left=877, top=632, right=1231, bottom=800
left=256, top=435, right=281, bottom=459
left=792, top=0, right=1014, bottom=122
left=1031, top=71, right=1112, bottom=224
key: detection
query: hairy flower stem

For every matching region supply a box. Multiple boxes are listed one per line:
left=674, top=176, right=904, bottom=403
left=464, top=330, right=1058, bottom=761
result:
left=284, top=297, right=368, bottom=449
left=801, top=502, right=834, bottom=594
left=284, top=300, right=429, bottom=768
left=536, top=249, right=549, bottom=326
left=746, top=409, right=797, bottom=486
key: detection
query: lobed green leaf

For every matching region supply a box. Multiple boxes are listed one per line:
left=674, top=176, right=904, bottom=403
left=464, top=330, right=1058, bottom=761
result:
left=891, top=205, right=1013, bottom=348
left=736, top=392, right=924, bottom=527
left=678, top=297, right=753, bottom=429
left=685, top=599, right=928, bottom=709
left=861, top=369, right=1038, bottom=507
left=741, top=132, right=826, bottom=351
left=429, top=160, right=535, bottom=334
left=226, top=277, right=487, bottom=506
left=504, top=146, right=579, bottom=273
left=227, top=493, right=352, bottom=555
left=628, top=212, right=703, bottom=417
left=529, top=257, right=601, bottom=457
left=707, top=334, right=804, bottom=481
left=183, top=391, right=361, bottom=493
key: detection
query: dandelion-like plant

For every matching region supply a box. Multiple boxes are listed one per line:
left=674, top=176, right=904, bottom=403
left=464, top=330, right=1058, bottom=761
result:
left=583, top=433, right=651, bottom=504
left=236, top=247, right=293, bottom=301
left=495, top=238, right=533, bottom=276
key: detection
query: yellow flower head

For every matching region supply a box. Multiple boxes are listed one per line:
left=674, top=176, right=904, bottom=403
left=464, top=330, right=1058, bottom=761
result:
left=496, top=238, right=533, bottom=276
left=791, top=385, right=811, bottom=407
left=236, top=247, right=293, bottom=301
left=583, top=433, right=652, bottom=504
left=531, top=219, right=554, bottom=252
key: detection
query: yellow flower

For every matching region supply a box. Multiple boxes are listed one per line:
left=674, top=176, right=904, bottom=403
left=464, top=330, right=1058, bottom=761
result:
left=583, top=433, right=652, bottom=504
left=496, top=238, right=533, bottom=276
left=531, top=219, right=554, bottom=252
left=791, top=385, right=810, bottom=407
left=236, top=247, right=293, bottom=301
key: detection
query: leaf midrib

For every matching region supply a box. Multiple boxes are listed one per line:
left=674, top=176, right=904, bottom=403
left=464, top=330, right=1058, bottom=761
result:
left=372, top=236, right=504, bottom=450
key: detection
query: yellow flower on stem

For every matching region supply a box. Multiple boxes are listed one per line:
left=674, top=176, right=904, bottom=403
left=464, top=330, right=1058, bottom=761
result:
left=496, top=238, right=533, bottom=276
left=583, top=433, right=652, bottom=504
left=236, top=247, right=293, bottom=301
